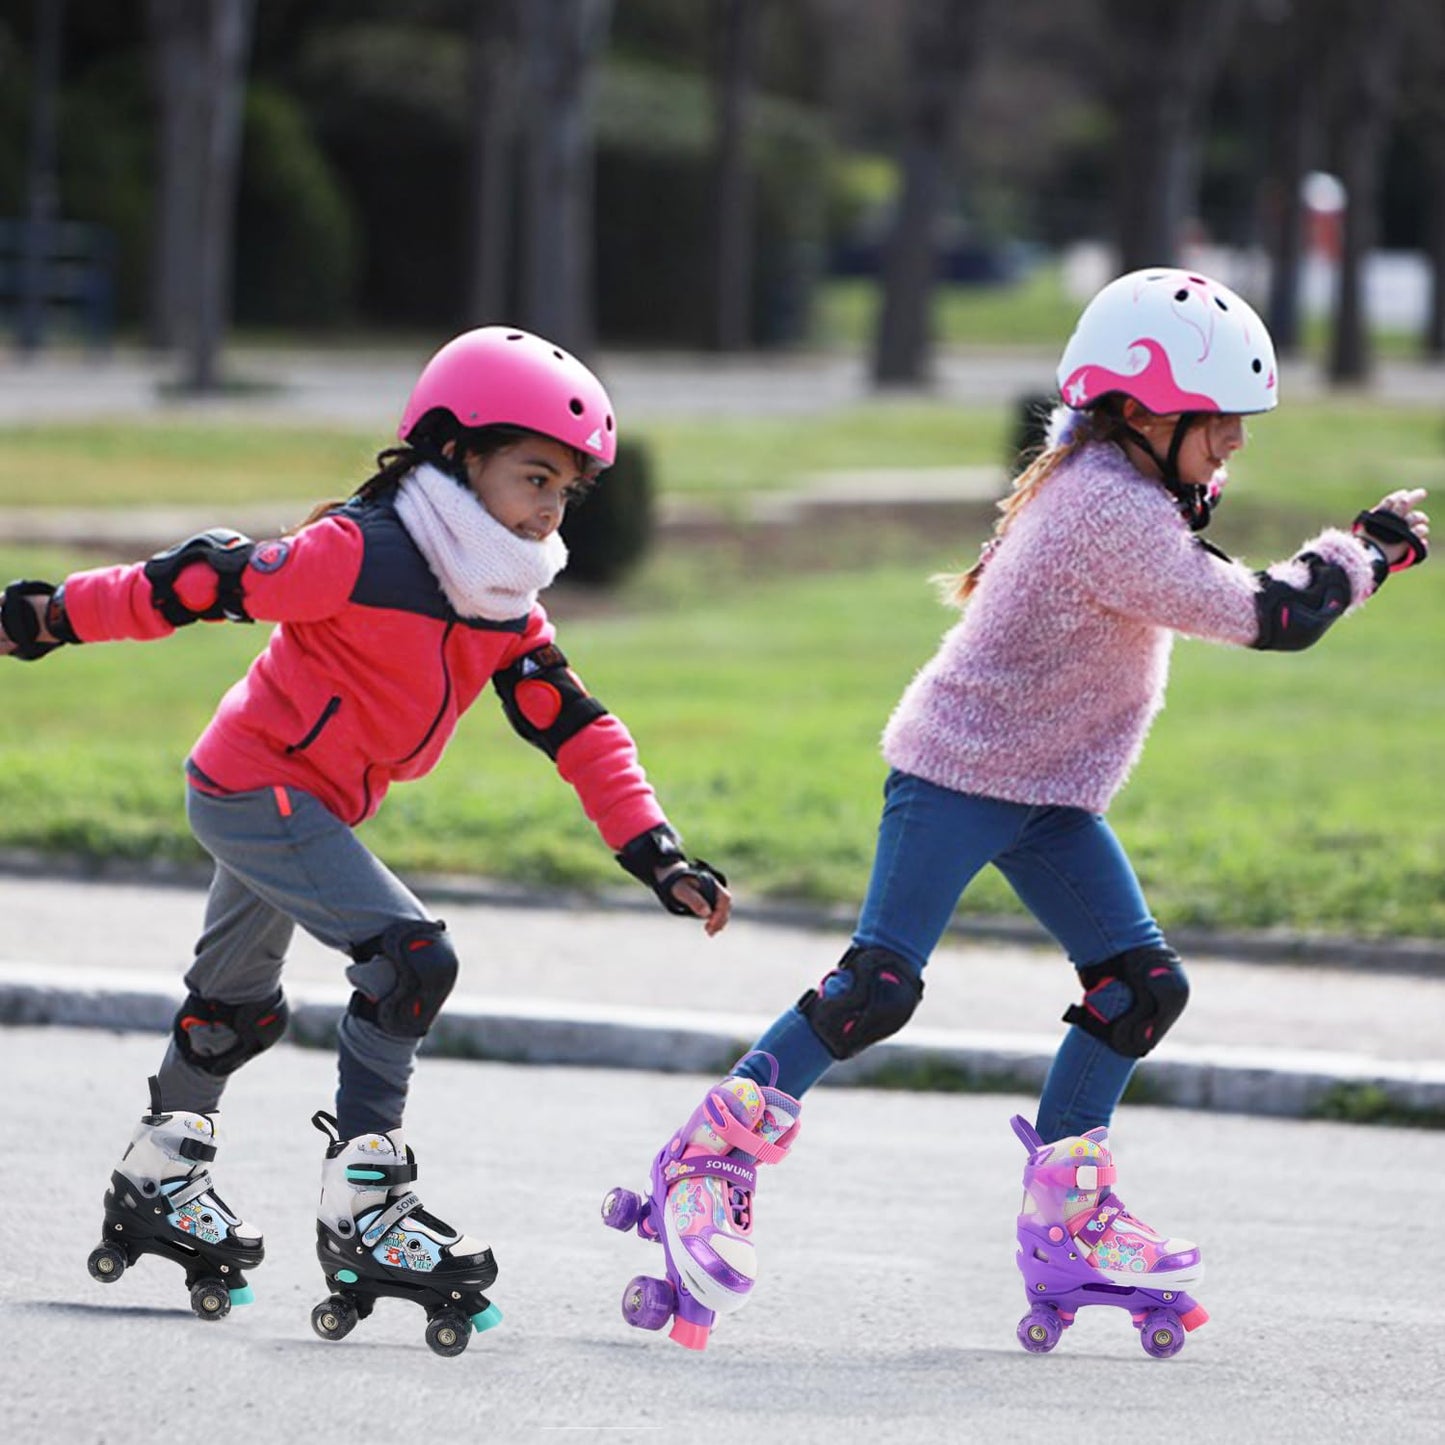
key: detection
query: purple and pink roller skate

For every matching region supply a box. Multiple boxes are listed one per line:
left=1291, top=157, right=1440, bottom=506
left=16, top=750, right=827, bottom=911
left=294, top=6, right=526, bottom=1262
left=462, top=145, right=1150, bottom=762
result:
left=1011, top=1114, right=1207, bottom=1359
left=601, top=1053, right=800, bottom=1351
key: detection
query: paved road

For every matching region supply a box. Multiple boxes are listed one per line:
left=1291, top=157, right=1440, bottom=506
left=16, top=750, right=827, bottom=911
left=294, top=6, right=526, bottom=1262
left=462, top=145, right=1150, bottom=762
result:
left=2, top=1026, right=1442, bottom=1445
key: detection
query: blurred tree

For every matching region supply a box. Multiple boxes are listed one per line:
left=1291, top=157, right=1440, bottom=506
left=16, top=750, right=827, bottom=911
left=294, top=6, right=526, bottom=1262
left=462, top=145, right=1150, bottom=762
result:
left=1325, top=0, right=1409, bottom=384
left=465, top=0, right=516, bottom=326
left=1254, top=1, right=1326, bottom=356
left=1400, top=0, right=1445, bottom=358
left=517, top=0, right=613, bottom=357
left=871, top=0, right=984, bottom=386
left=146, top=0, right=254, bottom=391
left=709, top=0, right=761, bottom=351
left=1099, top=0, right=1245, bottom=270
left=17, top=0, right=63, bottom=354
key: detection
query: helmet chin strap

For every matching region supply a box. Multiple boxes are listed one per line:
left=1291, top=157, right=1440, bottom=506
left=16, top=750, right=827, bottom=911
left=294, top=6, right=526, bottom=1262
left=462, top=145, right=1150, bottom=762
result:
left=1121, top=412, right=1213, bottom=532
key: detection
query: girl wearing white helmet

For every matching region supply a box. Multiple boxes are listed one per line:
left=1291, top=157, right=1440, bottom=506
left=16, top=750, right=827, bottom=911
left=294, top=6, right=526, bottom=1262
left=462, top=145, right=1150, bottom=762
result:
left=604, top=268, right=1428, bottom=1357
left=0, top=325, right=730, bottom=1355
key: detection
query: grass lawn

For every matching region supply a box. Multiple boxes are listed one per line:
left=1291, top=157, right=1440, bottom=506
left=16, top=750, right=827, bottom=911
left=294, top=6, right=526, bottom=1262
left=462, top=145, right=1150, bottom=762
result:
left=0, top=395, right=1441, bottom=939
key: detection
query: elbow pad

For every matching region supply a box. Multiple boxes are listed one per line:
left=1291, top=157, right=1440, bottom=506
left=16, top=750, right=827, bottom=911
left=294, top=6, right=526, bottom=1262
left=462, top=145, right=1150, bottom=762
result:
left=143, top=529, right=255, bottom=626
left=1250, top=553, right=1351, bottom=652
left=493, top=643, right=608, bottom=758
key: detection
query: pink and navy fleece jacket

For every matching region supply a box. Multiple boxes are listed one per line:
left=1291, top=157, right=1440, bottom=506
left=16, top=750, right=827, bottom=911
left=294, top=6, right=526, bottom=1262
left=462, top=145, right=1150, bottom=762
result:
left=882, top=441, right=1380, bottom=814
left=58, top=496, right=668, bottom=846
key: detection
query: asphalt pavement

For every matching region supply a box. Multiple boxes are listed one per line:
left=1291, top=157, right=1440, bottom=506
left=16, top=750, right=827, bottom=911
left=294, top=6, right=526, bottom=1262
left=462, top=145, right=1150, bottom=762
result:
left=2, top=1027, right=1443, bottom=1445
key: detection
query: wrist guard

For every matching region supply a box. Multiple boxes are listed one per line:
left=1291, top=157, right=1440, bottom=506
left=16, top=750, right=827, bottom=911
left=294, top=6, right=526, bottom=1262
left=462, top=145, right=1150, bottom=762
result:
left=2, top=579, right=79, bottom=660
left=1251, top=553, right=1351, bottom=652
left=1353, top=508, right=1428, bottom=581
left=616, top=824, right=728, bottom=917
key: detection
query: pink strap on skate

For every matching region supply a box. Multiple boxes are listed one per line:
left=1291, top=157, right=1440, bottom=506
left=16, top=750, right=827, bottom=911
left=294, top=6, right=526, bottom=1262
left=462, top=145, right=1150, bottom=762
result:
left=1030, top=1161, right=1117, bottom=1190
left=703, top=1089, right=800, bottom=1165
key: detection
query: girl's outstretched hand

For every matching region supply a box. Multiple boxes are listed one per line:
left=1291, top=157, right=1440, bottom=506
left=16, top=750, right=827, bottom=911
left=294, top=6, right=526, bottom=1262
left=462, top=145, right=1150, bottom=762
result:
left=1359, top=487, right=1429, bottom=570
left=657, top=865, right=733, bottom=936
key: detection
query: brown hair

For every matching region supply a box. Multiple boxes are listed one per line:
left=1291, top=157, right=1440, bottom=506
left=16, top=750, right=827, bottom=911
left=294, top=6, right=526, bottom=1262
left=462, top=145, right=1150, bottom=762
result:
left=297, top=418, right=601, bottom=530
left=936, top=401, right=1132, bottom=607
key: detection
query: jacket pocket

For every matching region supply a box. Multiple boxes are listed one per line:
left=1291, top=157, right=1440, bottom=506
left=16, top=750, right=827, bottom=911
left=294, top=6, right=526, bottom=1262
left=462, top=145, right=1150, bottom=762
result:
left=286, top=695, right=341, bottom=754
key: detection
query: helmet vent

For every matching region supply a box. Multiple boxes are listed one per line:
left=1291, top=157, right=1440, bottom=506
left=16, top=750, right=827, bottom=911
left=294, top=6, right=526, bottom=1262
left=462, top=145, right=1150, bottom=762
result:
left=1214, top=297, right=1229, bottom=310
left=605, top=415, right=614, bottom=431
left=553, top=349, right=565, bottom=360
left=506, top=333, right=523, bottom=341
left=569, top=397, right=584, bottom=415
left=1252, top=359, right=1262, bottom=372
left=1174, top=289, right=1189, bottom=302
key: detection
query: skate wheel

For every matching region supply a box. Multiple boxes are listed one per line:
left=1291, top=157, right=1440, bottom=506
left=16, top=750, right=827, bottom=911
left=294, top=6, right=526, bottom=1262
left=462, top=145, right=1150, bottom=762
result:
left=1139, top=1308, right=1186, bottom=1359
left=425, top=1308, right=472, bottom=1358
left=1017, top=1307, right=1063, bottom=1354
left=601, top=1187, right=642, bottom=1232
left=189, top=1277, right=232, bottom=1322
left=311, top=1295, right=359, bottom=1343
left=87, top=1243, right=127, bottom=1285
left=621, top=1274, right=675, bottom=1331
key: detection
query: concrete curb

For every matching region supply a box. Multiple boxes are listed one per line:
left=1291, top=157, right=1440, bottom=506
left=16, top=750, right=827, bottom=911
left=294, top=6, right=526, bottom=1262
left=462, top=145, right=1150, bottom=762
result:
left=3, top=964, right=1441, bottom=1126
left=1, top=851, right=1441, bottom=977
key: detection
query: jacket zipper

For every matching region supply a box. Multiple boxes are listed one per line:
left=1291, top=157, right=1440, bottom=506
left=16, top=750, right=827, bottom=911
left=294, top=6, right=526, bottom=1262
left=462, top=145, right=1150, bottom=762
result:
left=355, top=623, right=456, bottom=821
left=286, top=695, right=341, bottom=754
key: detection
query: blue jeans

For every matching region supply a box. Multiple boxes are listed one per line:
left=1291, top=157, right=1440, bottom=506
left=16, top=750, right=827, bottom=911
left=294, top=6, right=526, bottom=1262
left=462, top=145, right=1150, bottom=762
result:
left=739, top=770, right=1171, bottom=1139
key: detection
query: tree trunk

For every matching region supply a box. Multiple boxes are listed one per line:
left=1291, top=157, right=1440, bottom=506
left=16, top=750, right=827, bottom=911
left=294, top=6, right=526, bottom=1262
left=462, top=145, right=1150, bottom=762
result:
left=518, top=0, right=614, bottom=357
left=1426, top=144, right=1445, bottom=358
left=188, top=0, right=254, bottom=393
left=146, top=0, right=253, bottom=387
left=17, top=0, right=64, bottom=356
left=1328, top=0, right=1407, bottom=385
left=465, top=0, right=517, bottom=326
left=1262, top=13, right=1325, bottom=355
left=1105, top=0, right=1244, bottom=271
left=147, top=0, right=195, bottom=350
left=710, top=0, right=761, bottom=351
left=871, top=0, right=980, bottom=387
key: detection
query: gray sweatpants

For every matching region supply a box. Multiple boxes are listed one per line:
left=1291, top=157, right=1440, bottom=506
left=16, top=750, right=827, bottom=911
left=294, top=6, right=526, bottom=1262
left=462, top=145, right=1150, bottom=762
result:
left=155, top=780, right=435, bottom=1136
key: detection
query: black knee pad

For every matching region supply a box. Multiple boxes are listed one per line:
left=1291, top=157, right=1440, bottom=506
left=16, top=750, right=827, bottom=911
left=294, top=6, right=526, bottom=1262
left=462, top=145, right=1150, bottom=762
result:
left=173, top=988, right=290, bottom=1077
left=346, top=919, right=458, bottom=1040
left=797, top=944, right=924, bottom=1060
left=1063, top=945, right=1189, bottom=1059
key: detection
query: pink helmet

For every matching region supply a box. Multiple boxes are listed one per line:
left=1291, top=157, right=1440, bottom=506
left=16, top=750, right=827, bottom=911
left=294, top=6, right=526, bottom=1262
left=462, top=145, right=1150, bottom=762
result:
left=398, top=326, right=617, bottom=468
left=1057, top=268, right=1278, bottom=417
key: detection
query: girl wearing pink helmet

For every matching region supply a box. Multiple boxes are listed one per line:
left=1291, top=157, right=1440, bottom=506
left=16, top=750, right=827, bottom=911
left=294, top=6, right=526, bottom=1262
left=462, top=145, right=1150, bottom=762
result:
left=602, top=268, right=1428, bottom=1357
left=0, top=325, right=728, bottom=1356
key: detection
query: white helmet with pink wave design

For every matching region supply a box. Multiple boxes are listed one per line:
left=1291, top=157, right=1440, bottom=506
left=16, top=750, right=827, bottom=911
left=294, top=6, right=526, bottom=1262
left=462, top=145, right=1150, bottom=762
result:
left=1057, top=268, right=1278, bottom=417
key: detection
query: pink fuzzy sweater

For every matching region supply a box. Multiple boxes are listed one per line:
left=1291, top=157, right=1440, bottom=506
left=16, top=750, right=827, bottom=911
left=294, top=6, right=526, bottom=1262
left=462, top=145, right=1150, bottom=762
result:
left=882, top=441, right=1379, bottom=813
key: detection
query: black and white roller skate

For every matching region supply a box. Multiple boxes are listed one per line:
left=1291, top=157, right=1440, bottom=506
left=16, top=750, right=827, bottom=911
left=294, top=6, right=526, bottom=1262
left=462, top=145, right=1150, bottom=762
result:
left=86, top=1077, right=263, bottom=1321
left=310, top=1111, right=501, bottom=1357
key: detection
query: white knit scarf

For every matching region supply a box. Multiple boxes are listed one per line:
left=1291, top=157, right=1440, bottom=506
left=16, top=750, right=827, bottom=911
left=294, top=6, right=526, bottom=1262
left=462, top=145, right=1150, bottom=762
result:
left=394, top=463, right=567, bottom=621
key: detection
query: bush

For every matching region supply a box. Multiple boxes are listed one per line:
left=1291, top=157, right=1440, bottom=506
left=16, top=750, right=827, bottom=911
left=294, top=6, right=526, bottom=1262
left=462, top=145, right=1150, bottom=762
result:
left=235, top=83, right=360, bottom=327
left=560, top=438, right=655, bottom=587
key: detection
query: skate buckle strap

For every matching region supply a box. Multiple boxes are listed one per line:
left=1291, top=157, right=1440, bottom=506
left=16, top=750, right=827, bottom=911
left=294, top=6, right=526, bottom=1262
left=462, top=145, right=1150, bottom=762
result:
left=345, top=1161, right=413, bottom=1188
left=703, top=1088, right=800, bottom=1165
left=1033, top=1160, right=1117, bottom=1191
left=671, top=1155, right=756, bottom=1190
left=361, top=1190, right=420, bottom=1248
left=163, top=1172, right=215, bottom=1210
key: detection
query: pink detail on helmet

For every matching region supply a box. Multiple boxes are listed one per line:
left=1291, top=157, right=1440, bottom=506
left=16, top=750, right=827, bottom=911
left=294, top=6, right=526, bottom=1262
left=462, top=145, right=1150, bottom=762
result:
left=398, top=326, right=617, bottom=467
left=1060, top=337, right=1219, bottom=414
